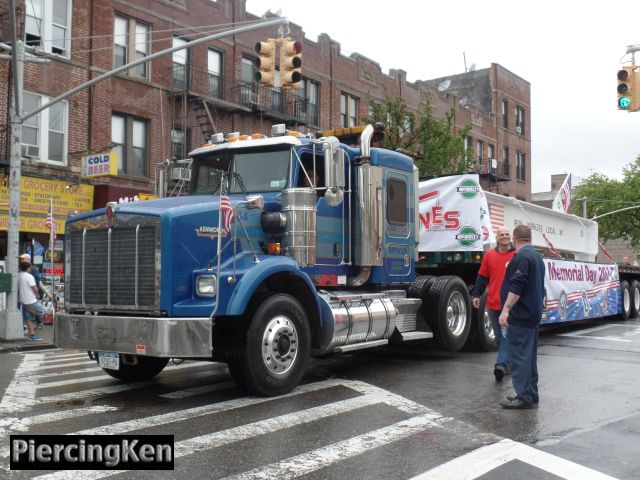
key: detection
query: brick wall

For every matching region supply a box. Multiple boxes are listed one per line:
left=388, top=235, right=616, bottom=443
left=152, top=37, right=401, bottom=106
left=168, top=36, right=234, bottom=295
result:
left=0, top=0, right=532, bottom=200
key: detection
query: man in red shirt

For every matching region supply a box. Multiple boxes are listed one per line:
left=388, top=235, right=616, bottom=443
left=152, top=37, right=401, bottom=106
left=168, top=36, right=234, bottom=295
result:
left=471, top=226, right=516, bottom=381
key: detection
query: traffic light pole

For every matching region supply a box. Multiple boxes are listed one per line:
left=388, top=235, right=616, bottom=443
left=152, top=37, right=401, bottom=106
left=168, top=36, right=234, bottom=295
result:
left=0, top=11, right=288, bottom=340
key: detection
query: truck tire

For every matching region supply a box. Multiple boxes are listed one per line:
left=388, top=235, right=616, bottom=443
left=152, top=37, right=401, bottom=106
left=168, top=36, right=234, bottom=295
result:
left=97, top=354, right=169, bottom=381
left=630, top=280, right=640, bottom=319
left=426, top=276, right=471, bottom=351
left=620, top=281, right=632, bottom=320
left=407, top=275, right=435, bottom=299
left=472, top=293, right=497, bottom=352
left=229, top=294, right=310, bottom=396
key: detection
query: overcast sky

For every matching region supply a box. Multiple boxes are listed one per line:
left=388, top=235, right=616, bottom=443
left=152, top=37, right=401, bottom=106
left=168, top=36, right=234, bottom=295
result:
left=246, top=0, right=640, bottom=192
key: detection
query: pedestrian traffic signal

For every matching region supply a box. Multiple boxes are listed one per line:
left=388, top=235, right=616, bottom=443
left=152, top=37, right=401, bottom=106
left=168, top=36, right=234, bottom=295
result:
left=255, top=40, right=276, bottom=86
left=617, top=66, right=637, bottom=111
left=280, top=39, right=302, bottom=90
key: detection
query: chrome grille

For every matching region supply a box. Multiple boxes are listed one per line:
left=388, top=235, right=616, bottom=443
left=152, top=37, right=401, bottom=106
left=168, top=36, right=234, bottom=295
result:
left=68, top=223, right=160, bottom=310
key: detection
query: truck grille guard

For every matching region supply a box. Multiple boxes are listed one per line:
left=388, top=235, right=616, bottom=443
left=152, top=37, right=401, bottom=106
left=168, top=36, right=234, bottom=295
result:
left=66, top=214, right=161, bottom=313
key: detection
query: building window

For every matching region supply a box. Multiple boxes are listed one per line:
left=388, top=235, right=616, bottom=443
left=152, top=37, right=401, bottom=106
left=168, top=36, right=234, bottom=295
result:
left=240, top=57, right=259, bottom=105
left=516, top=106, right=525, bottom=135
left=114, top=16, right=149, bottom=78
left=300, top=79, right=319, bottom=125
left=464, top=136, right=472, bottom=161
left=22, top=92, right=67, bottom=164
left=171, top=127, right=189, bottom=161
left=476, top=140, right=484, bottom=169
left=488, top=144, right=495, bottom=172
left=502, top=99, right=508, bottom=129
left=207, top=48, right=222, bottom=98
left=112, top=114, right=148, bottom=177
left=502, top=146, right=509, bottom=177
left=25, top=0, right=71, bottom=56
left=172, top=37, right=189, bottom=89
left=340, top=93, right=358, bottom=128
left=516, top=152, right=525, bottom=181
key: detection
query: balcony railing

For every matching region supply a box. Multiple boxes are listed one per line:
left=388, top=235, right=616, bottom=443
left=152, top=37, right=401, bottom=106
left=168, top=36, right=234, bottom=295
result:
left=171, top=65, right=310, bottom=124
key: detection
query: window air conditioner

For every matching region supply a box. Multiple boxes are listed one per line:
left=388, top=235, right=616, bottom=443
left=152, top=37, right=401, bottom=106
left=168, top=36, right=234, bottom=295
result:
left=172, top=167, right=191, bottom=182
left=516, top=126, right=522, bottom=134
left=21, top=144, right=40, bottom=158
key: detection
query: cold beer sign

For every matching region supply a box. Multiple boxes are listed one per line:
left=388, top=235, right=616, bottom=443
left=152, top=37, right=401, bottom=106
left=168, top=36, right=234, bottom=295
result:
left=81, top=151, right=118, bottom=178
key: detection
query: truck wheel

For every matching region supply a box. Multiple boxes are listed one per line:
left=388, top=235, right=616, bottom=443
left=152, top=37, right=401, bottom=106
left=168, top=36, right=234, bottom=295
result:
left=473, top=293, right=497, bottom=352
left=232, top=294, right=310, bottom=396
left=426, top=276, right=471, bottom=351
left=631, top=280, right=640, bottom=319
left=620, top=281, right=632, bottom=320
left=97, top=354, right=169, bottom=381
left=407, top=275, right=435, bottom=298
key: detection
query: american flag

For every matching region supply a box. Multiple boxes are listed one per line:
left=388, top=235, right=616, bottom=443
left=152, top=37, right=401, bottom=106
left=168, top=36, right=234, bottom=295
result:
left=561, top=173, right=572, bottom=213
left=488, top=203, right=505, bottom=232
left=45, top=201, right=56, bottom=241
left=220, top=181, right=234, bottom=234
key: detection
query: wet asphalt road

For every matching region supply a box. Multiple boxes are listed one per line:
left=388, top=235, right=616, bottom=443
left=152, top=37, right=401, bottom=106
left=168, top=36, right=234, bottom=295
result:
left=1, top=317, right=639, bottom=479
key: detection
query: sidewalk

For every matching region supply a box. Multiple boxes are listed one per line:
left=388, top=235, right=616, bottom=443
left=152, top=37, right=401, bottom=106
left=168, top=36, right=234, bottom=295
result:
left=0, top=324, right=56, bottom=354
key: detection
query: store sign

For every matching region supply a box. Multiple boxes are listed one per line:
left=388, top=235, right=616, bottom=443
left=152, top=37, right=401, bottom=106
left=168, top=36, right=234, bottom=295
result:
left=0, top=176, right=94, bottom=235
left=81, top=151, right=118, bottom=178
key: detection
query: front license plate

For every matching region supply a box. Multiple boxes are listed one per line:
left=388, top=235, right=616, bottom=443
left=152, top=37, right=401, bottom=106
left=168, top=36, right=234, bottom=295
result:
left=98, top=352, right=120, bottom=370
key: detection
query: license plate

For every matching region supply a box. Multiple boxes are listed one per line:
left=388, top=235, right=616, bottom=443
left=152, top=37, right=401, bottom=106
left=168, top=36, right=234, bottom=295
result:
left=98, top=352, right=120, bottom=370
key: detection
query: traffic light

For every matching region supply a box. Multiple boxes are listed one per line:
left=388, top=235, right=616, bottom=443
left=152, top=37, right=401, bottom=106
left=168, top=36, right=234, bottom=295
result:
left=254, top=40, right=276, bottom=86
left=617, top=66, right=637, bottom=111
left=280, top=39, right=302, bottom=90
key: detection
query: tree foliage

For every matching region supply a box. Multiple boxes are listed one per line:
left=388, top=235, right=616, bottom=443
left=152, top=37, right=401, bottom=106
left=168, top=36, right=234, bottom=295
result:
left=365, top=95, right=472, bottom=176
left=574, top=156, right=640, bottom=248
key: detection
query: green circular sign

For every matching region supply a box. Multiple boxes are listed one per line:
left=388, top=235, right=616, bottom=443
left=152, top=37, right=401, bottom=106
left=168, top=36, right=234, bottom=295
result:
left=456, top=178, right=480, bottom=199
left=455, top=226, right=482, bottom=247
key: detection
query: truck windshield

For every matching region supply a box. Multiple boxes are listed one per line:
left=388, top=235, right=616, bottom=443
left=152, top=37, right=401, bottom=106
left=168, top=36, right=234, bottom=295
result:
left=191, top=147, right=291, bottom=195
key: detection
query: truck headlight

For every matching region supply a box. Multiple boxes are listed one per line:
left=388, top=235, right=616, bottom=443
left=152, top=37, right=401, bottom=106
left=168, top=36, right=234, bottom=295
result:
left=196, top=275, right=217, bottom=297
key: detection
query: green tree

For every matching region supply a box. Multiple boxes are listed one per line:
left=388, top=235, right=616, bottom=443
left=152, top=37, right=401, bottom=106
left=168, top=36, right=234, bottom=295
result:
left=365, top=95, right=472, bottom=176
left=574, top=156, right=640, bottom=248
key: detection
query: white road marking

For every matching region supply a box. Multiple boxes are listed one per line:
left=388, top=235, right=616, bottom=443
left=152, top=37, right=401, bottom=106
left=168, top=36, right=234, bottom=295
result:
left=410, top=438, right=620, bottom=480
left=35, top=382, right=435, bottom=480
left=223, top=414, right=440, bottom=480
left=0, top=353, right=45, bottom=414
left=40, top=352, right=88, bottom=361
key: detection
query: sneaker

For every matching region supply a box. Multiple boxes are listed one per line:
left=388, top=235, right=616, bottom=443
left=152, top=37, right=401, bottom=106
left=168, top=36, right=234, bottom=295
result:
left=494, top=364, right=506, bottom=382
left=36, top=323, right=44, bottom=330
left=28, top=335, right=44, bottom=341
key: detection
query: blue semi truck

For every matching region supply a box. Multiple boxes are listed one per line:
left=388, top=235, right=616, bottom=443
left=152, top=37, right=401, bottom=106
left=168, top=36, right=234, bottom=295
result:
left=54, top=123, right=640, bottom=396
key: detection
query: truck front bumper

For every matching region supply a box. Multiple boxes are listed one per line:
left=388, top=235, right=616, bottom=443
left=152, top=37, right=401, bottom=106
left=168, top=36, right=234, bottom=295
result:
left=55, top=313, right=213, bottom=357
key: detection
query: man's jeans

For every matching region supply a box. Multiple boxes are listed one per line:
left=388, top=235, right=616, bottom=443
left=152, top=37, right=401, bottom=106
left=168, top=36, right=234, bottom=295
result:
left=488, top=309, right=508, bottom=367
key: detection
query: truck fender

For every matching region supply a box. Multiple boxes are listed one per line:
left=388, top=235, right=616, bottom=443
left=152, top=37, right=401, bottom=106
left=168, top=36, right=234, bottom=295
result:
left=225, top=256, right=320, bottom=322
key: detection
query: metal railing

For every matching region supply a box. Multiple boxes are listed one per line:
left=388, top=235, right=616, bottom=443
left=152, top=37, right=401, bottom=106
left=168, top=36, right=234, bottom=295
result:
left=171, top=65, right=310, bottom=124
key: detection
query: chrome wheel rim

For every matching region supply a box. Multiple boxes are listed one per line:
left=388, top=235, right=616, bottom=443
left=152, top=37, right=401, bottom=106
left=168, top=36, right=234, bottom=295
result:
left=446, top=291, right=467, bottom=337
left=261, top=315, right=298, bottom=375
left=483, top=309, right=495, bottom=342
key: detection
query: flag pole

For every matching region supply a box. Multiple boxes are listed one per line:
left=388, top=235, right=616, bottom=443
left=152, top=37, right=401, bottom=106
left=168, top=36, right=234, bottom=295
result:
left=48, top=198, right=55, bottom=316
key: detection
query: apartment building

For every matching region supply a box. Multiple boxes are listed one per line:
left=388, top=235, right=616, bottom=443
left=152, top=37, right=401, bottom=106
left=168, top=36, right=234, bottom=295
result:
left=0, top=0, right=531, bottom=260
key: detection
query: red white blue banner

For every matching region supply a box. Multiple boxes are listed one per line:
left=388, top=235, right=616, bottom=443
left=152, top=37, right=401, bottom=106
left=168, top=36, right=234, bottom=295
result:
left=543, top=259, right=620, bottom=324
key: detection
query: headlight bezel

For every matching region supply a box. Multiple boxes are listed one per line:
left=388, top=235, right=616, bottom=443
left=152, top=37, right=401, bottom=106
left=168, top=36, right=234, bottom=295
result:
left=196, top=274, right=217, bottom=297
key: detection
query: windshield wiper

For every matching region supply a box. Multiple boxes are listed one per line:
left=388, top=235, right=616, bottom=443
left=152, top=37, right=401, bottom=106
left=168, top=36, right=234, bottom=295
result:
left=233, top=172, right=248, bottom=194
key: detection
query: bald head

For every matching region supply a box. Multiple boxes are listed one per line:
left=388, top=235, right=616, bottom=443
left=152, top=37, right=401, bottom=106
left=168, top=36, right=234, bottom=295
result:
left=495, top=226, right=511, bottom=251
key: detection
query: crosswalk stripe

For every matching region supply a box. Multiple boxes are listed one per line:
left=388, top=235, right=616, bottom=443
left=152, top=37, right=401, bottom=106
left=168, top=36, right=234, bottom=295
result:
left=34, top=392, right=387, bottom=480
left=222, top=413, right=439, bottom=480
left=41, top=352, right=88, bottom=361
left=72, top=380, right=343, bottom=436
left=37, top=381, right=156, bottom=403
left=30, top=360, right=95, bottom=371
left=34, top=362, right=218, bottom=390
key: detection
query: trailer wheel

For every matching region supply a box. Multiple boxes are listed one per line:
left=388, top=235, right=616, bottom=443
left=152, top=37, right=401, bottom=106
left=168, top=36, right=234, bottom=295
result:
left=408, top=275, right=435, bottom=299
left=620, top=281, right=632, bottom=320
left=630, top=280, right=640, bottom=319
left=97, top=354, right=169, bottom=381
left=426, top=276, right=471, bottom=351
left=230, top=294, right=310, bottom=396
left=472, top=293, right=497, bottom=352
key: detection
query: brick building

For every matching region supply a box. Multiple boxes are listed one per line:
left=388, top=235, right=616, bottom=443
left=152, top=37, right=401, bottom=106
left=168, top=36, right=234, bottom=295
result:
left=0, top=0, right=532, bottom=259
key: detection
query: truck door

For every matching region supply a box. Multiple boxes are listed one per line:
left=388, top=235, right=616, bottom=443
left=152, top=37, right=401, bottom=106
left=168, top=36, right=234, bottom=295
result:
left=383, top=170, right=413, bottom=279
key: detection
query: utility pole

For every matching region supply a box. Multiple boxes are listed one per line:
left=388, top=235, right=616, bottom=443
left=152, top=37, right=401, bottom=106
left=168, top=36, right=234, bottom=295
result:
left=0, top=8, right=287, bottom=340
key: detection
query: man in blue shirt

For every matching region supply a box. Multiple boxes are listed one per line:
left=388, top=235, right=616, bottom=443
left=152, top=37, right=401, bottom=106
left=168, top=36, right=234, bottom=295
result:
left=499, top=225, right=546, bottom=409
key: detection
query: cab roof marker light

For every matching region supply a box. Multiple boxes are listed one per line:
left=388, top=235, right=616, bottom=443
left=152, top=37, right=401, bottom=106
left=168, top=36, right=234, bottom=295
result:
left=239, top=134, right=252, bottom=140
left=252, top=133, right=266, bottom=139
left=227, top=131, right=240, bottom=139
left=272, top=124, right=286, bottom=136
left=287, top=131, right=301, bottom=137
